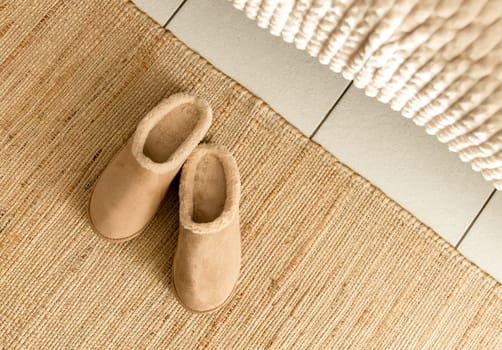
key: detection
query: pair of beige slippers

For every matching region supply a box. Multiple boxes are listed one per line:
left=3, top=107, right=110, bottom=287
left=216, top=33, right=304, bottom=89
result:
left=88, top=93, right=241, bottom=313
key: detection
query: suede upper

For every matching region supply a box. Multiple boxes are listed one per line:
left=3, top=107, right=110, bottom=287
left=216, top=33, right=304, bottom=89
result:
left=89, top=93, right=212, bottom=241
left=173, top=145, right=241, bottom=312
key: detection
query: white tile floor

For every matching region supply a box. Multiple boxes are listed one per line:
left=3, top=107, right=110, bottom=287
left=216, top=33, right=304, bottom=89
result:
left=168, top=0, right=349, bottom=135
left=132, top=0, right=501, bottom=282
left=313, top=86, right=493, bottom=245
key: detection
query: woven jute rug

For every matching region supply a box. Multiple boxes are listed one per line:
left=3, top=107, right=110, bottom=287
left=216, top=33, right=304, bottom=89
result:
left=0, top=1, right=500, bottom=349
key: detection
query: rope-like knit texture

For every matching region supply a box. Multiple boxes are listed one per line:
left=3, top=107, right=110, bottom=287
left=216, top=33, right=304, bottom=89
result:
left=231, top=0, right=502, bottom=189
left=0, top=0, right=500, bottom=348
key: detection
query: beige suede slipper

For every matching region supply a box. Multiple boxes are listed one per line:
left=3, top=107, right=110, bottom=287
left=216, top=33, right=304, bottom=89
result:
left=89, top=93, right=212, bottom=242
left=172, top=144, right=241, bottom=313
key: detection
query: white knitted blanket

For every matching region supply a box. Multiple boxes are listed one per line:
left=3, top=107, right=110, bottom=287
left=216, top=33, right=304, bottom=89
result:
left=230, top=0, right=502, bottom=189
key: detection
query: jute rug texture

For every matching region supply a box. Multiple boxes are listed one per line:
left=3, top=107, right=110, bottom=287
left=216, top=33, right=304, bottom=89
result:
left=0, top=1, right=500, bottom=349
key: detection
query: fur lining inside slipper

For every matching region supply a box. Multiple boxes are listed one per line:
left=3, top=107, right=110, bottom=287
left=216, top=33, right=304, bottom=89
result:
left=179, top=144, right=240, bottom=234
left=132, top=93, right=212, bottom=173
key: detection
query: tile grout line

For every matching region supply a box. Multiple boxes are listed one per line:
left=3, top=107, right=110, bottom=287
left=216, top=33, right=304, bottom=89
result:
left=455, top=188, right=496, bottom=249
left=162, top=0, right=189, bottom=28
left=309, top=81, right=352, bottom=139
